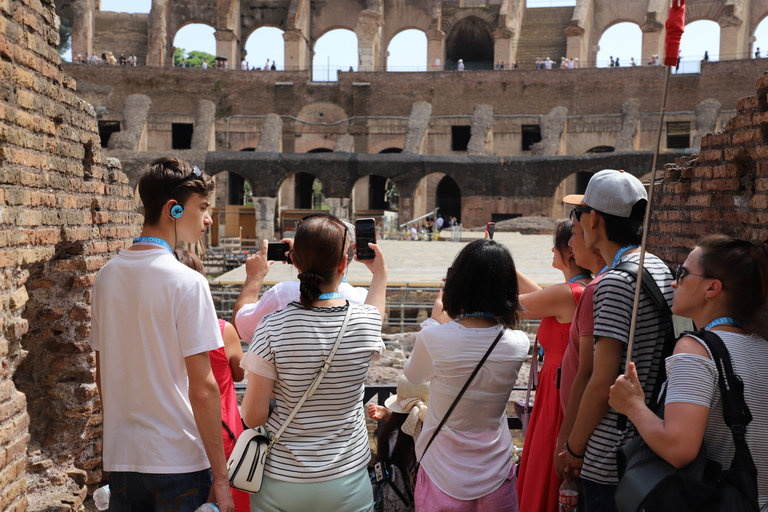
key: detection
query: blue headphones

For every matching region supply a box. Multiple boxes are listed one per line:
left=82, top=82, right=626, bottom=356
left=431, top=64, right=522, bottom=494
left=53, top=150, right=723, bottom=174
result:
left=170, top=204, right=184, bottom=219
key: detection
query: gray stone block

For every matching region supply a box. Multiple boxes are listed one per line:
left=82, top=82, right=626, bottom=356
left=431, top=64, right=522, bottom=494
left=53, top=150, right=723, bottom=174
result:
left=531, top=106, right=567, bottom=156
left=616, top=98, right=640, bottom=152
left=403, top=101, right=432, bottom=154
left=191, top=100, right=217, bottom=151
left=693, top=99, right=721, bottom=150
left=257, top=114, right=283, bottom=152
left=467, top=104, right=494, bottom=156
left=108, top=94, right=151, bottom=151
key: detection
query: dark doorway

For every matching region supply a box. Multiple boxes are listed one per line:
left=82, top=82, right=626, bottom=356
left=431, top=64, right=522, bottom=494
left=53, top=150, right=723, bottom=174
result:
left=379, top=148, right=403, bottom=153
left=98, top=120, right=121, bottom=148
left=445, top=16, right=494, bottom=70
left=227, top=173, right=244, bottom=205
left=172, top=123, right=194, bottom=149
left=307, top=148, right=333, bottom=153
left=451, top=126, right=472, bottom=151
left=294, top=172, right=316, bottom=209
left=522, top=125, right=542, bottom=151
left=667, top=122, right=691, bottom=149
left=436, top=176, right=461, bottom=222
left=369, top=175, right=389, bottom=210
left=586, top=146, right=615, bottom=154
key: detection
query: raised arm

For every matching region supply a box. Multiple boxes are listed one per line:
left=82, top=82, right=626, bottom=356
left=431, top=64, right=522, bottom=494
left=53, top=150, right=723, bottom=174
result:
left=231, top=239, right=273, bottom=328
left=357, top=242, right=388, bottom=319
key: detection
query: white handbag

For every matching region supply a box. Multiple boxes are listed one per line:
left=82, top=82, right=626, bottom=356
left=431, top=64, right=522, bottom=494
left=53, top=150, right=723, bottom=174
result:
left=227, top=306, right=353, bottom=493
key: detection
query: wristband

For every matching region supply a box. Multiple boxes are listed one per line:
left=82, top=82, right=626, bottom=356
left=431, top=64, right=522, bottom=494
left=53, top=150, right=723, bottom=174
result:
left=565, top=439, right=584, bottom=459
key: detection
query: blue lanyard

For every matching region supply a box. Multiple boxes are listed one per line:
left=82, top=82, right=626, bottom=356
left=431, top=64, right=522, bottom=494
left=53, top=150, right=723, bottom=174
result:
left=458, top=311, right=496, bottom=320
left=612, top=245, right=640, bottom=268
left=569, top=273, right=591, bottom=283
left=319, top=292, right=342, bottom=300
left=599, top=265, right=609, bottom=276
left=133, top=236, right=173, bottom=254
left=704, top=317, right=742, bottom=330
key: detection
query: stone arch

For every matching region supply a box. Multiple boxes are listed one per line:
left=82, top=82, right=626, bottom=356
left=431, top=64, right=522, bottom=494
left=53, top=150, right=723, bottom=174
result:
left=294, top=102, right=350, bottom=153
left=752, top=11, right=768, bottom=56
left=379, top=147, right=403, bottom=153
left=277, top=170, right=326, bottom=214
left=312, top=28, right=359, bottom=81
left=444, top=15, right=495, bottom=70
left=351, top=174, right=398, bottom=213
left=385, top=28, right=428, bottom=71
left=552, top=170, right=593, bottom=218
left=684, top=2, right=732, bottom=25
left=413, top=172, right=462, bottom=223
left=243, top=25, right=285, bottom=69
left=595, top=21, right=642, bottom=67
left=172, top=20, right=217, bottom=64
left=586, top=146, right=615, bottom=153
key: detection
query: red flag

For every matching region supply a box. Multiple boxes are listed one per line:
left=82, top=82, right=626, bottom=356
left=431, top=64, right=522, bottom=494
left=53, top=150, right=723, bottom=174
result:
left=664, top=0, right=686, bottom=66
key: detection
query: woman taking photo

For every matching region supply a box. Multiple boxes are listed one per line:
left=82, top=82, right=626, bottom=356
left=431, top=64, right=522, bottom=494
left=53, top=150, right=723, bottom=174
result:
left=610, top=235, right=768, bottom=509
left=515, top=219, right=592, bottom=512
left=239, top=213, right=388, bottom=512
left=403, top=239, right=530, bottom=511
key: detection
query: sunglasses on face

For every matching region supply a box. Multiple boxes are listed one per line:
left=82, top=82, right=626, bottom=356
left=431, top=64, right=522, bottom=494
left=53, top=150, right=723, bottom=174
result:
left=570, top=205, right=594, bottom=222
left=674, top=264, right=720, bottom=286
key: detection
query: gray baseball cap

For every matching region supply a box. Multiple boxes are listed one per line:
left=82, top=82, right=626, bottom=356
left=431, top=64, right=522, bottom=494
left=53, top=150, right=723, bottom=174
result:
left=563, top=169, right=647, bottom=218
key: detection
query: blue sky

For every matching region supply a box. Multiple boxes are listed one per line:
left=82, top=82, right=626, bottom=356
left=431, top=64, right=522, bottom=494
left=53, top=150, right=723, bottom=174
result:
left=77, top=0, right=768, bottom=78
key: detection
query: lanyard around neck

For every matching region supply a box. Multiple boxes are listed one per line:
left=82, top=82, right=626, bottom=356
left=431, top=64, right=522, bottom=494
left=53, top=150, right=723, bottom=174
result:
left=569, top=273, right=591, bottom=283
left=704, top=317, right=742, bottom=330
left=612, top=245, right=640, bottom=268
left=133, top=236, right=173, bottom=254
left=318, top=292, right=342, bottom=300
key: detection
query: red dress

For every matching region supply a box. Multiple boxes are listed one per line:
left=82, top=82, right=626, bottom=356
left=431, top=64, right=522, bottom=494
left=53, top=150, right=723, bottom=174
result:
left=516, top=283, right=584, bottom=512
left=211, top=319, right=250, bottom=512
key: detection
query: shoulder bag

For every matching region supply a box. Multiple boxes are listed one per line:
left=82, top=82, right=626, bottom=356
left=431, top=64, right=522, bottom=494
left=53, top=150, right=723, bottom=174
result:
left=227, top=305, right=353, bottom=493
left=513, top=335, right=538, bottom=436
left=614, top=330, right=759, bottom=512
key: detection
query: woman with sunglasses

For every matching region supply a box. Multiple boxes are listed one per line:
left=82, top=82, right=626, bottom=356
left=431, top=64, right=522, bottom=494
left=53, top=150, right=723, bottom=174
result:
left=609, top=235, right=768, bottom=510
left=515, top=219, right=592, bottom=512
left=404, top=239, right=530, bottom=511
left=239, top=213, right=387, bottom=512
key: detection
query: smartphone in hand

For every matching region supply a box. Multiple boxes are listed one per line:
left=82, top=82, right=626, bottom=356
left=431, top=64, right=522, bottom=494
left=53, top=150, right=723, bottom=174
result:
left=355, top=218, right=376, bottom=260
left=267, top=242, right=290, bottom=261
left=486, top=222, right=496, bottom=239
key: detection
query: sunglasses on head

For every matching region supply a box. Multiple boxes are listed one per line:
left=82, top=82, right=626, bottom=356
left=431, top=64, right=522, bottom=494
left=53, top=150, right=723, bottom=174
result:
left=570, top=205, right=594, bottom=222
left=164, top=165, right=203, bottom=203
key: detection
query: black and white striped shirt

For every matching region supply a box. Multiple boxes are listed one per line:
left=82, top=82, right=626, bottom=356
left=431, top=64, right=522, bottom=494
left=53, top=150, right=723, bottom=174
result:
left=247, top=302, right=384, bottom=483
left=666, top=331, right=768, bottom=510
left=581, top=251, right=674, bottom=485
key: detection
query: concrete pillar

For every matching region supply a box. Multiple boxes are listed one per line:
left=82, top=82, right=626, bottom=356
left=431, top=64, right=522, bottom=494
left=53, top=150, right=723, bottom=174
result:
left=531, top=107, right=567, bottom=156
left=426, top=29, right=445, bottom=70
left=355, top=10, right=384, bottom=71
left=325, top=197, right=350, bottom=220
left=467, top=104, right=494, bottom=156
left=254, top=197, right=277, bottom=241
left=147, top=0, right=170, bottom=67
left=215, top=30, right=239, bottom=68
left=400, top=196, right=414, bottom=228
left=493, top=26, right=514, bottom=68
left=191, top=100, right=217, bottom=151
left=70, top=0, right=94, bottom=59
left=565, top=25, right=586, bottom=64
left=257, top=114, right=283, bottom=152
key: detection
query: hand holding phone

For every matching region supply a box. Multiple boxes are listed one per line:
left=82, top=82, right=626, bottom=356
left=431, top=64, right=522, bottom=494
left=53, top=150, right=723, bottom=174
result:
left=486, top=222, right=496, bottom=239
left=267, top=242, right=290, bottom=261
left=355, top=218, right=376, bottom=260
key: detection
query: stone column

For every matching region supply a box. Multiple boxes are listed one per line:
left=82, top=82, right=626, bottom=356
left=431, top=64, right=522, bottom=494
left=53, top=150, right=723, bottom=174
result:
left=493, top=27, right=514, bottom=69
left=191, top=100, right=217, bottom=151
left=719, top=14, right=746, bottom=60
left=70, top=0, right=93, bottom=59
left=253, top=197, right=276, bottom=241
left=426, top=29, right=445, bottom=70
left=355, top=10, right=384, bottom=71
left=215, top=30, right=239, bottom=68
left=399, top=196, right=414, bottom=229
left=325, top=197, right=350, bottom=220
left=109, top=94, right=152, bottom=151
left=467, top=104, right=494, bottom=156
left=565, top=24, right=586, bottom=64
left=640, top=15, right=664, bottom=66
left=693, top=99, right=721, bottom=149
left=284, top=29, right=309, bottom=71
left=147, top=0, right=169, bottom=67
left=403, top=101, right=432, bottom=154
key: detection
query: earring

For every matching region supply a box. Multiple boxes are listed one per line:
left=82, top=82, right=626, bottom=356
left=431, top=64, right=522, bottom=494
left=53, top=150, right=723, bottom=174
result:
left=705, top=294, right=710, bottom=301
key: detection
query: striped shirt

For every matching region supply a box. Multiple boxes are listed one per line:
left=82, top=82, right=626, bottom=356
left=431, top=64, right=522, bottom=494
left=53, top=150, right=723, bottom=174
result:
left=581, top=251, right=673, bottom=485
left=666, top=331, right=768, bottom=510
left=243, top=301, right=384, bottom=483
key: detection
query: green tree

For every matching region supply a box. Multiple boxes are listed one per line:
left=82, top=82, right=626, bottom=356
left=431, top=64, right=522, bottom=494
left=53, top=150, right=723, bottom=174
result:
left=174, top=47, right=185, bottom=67
left=58, top=17, right=72, bottom=57
left=187, top=51, right=216, bottom=68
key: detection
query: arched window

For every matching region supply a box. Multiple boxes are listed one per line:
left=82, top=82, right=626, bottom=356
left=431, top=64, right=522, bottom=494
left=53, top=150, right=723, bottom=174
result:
left=244, top=27, right=285, bottom=70
left=387, top=30, right=427, bottom=71
left=445, top=17, right=494, bottom=70
left=173, top=23, right=216, bottom=67
left=596, top=22, right=642, bottom=68
left=313, top=29, right=358, bottom=81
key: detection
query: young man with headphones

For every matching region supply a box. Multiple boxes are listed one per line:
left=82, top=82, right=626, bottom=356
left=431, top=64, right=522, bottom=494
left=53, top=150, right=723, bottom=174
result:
left=90, top=157, right=235, bottom=512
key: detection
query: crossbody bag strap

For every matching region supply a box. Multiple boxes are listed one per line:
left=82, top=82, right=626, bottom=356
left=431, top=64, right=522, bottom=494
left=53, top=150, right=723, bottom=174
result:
left=418, top=327, right=506, bottom=464
left=269, top=303, right=353, bottom=448
left=523, top=336, right=539, bottom=411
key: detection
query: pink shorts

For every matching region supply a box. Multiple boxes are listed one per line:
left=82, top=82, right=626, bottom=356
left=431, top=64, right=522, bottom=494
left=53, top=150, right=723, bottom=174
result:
left=414, top=464, right=519, bottom=512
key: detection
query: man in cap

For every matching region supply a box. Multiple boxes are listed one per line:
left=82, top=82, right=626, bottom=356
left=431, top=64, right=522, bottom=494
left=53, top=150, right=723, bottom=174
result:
left=560, top=170, right=673, bottom=512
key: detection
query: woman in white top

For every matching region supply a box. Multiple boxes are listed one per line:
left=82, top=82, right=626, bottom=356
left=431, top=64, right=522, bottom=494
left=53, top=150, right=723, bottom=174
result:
left=240, top=213, right=388, bottom=512
left=404, top=238, right=530, bottom=511
left=610, top=234, right=768, bottom=510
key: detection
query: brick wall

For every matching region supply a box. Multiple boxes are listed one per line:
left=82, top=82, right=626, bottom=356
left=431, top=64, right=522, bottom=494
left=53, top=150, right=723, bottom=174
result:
left=0, top=1, right=140, bottom=510
left=648, top=74, right=768, bottom=265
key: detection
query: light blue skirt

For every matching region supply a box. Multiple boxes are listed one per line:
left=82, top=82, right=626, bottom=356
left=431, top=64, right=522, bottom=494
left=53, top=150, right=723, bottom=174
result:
left=250, top=467, right=373, bottom=512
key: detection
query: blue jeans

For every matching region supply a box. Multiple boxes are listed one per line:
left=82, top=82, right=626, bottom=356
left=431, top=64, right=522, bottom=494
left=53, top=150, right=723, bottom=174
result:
left=109, top=468, right=211, bottom=512
left=582, top=479, right=617, bottom=512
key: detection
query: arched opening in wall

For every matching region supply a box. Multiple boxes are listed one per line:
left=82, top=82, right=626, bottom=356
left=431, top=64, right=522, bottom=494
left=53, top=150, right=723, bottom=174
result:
left=552, top=171, right=592, bottom=218
left=379, top=148, right=403, bottom=153
left=313, top=29, right=358, bottom=81
left=244, top=26, right=285, bottom=70
left=277, top=172, right=327, bottom=234
left=436, top=176, right=461, bottom=222
left=387, top=29, right=428, bottom=71
left=754, top=16, right=768, bottom=58
left=173, top=23, right=217, bottom=68
left=586, top=146, right=614, bottom=153
left=445, top=16, right=494, bottom=70
left=351, top=175, right=399, bottom=214
left=57, top=16, right=72, bottom=62
left=678, top=20, right=720, bottom=73
left=307, top=148, right=333, bottom=153
left=215, top=169, right=257, bottom=243
left=595, top=22, right=641, bottom=68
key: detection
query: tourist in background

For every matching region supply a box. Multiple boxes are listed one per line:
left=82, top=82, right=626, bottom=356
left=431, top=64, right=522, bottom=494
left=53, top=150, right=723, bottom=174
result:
left=515, top=219, right=591, bottom=512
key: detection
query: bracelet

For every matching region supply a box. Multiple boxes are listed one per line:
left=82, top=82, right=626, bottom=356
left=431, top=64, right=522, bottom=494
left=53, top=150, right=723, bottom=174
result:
left=565, top=440, right=584, bottom=459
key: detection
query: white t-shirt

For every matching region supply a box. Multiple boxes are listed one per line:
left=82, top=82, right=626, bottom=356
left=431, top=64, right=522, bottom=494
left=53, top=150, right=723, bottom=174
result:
left=404, top=319, right=529, bottom=500
left=235, top=280, right=368, bottom=344
left=90, top=248, right=223, bottom=473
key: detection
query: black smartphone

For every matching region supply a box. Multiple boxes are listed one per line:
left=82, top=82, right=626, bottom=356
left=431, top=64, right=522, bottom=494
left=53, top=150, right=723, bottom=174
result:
left=267, top=242, right=290, bottom=261
left=355, top=218, right=376, bottom=260
left=486, top=222, right=496, bottom=239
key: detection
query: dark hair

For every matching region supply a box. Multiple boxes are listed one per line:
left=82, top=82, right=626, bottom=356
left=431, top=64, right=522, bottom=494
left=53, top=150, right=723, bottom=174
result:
left=138, top=156, right=214, bottom=226
left=697, top=235, right=768, bottom=333
left=375, top=413, right=416, bottom=479
left=597, top=199, right=646, bottom=246
left=176, top=249, right=206, bottom=277
left=553, top=218, right=572, bottom=259
left=442, top=239, right=521, bottom=327
left=291, top=214, right=348, bottom=309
